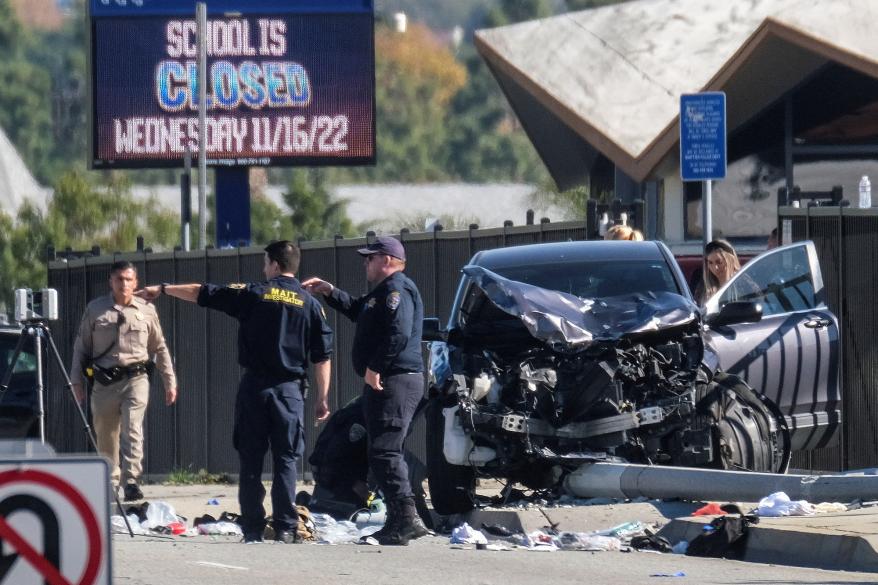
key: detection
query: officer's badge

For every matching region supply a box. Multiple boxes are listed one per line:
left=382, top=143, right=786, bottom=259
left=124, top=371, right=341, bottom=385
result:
left=349, top=423, right=366, bottom=443
left=228, top=283, right=247, bottom=290
left=135, top=312, right=144, bottom=321
left=387, top=291, right=401, bottom=311
left=366, top=298, right=376, bottom=308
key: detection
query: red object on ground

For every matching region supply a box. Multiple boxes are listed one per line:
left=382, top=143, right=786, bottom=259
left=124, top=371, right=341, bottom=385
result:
left=168, top=521, right=187, bottom=535
left=692, top=502, right=728, bottom=516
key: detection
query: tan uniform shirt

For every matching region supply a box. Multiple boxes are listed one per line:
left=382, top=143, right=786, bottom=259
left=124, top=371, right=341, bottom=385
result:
left=71, top=294, right=177, bottom=390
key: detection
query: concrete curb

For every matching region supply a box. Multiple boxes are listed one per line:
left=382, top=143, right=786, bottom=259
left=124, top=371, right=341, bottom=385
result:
left=657, top=510, right=878, bottom=573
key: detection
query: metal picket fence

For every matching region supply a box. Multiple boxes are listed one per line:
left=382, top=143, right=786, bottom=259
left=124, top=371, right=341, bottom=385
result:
left=45, top=220, right=589, bottom=478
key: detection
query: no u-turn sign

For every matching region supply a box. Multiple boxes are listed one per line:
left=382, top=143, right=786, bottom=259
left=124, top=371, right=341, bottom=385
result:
left=0, top=458, right=110, bottom=585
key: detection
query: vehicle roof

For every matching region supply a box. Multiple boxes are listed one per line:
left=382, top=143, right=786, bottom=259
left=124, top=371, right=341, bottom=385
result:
left=471, top=240, right=667, bottom=269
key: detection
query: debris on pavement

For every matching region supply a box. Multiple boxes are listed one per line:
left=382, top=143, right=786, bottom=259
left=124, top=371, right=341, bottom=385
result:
left=142, top=500, right=182, bottom=530
left=196, top=521, right=243, bottom=536
left=312, top=512, right=381, bottom=544
left=757, top=492, right=816, bottom=517
left=692, top=503, right=728, bottom=516
left=685, top=512, right=757, bottom=560
left=111, top=514, right=150, bottom=535
left=650, top=571, right=686, bottom=577
left=481, top=523, right=520, bottom=538
left=450, top=523, right=488, bottom=545
left=630, top=534, right=673, bottom=553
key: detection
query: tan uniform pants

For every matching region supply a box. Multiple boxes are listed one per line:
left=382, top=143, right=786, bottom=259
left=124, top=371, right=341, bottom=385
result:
left=91, top=374, right=150, bottom=486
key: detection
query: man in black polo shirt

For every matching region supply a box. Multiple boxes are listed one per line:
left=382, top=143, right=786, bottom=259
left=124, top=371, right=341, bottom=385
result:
left=138, top=240, right=332, bottom=544
left=304, top=236, right=427, bottom=545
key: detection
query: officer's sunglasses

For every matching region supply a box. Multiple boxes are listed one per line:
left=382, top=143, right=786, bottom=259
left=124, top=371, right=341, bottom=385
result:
left=364, top=254, right=385, bottom=263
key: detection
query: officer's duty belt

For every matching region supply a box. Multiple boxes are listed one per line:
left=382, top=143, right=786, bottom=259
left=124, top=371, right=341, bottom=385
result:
left=94, top=361, right=151, bottom=385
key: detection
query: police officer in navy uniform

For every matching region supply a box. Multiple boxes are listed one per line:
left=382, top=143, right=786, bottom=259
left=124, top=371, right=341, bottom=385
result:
left=138, top=241, right=332, bottom=544
left=304, top=236, right=428, bottom=545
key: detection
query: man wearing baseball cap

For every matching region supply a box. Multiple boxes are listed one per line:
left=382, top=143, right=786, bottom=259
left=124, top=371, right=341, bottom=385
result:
left=303, top=236, right=428, bottom=545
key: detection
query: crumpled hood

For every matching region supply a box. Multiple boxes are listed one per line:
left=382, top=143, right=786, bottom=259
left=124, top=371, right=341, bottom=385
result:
left=462, top=265, right=699, bottom=350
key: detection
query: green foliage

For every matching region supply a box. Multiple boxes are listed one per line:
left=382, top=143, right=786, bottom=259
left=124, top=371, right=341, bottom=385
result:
left=283, top=170, right=356, bottom=241
left=378, top=0, right=498, bottom=30
left=165, top=466, right=231, bottom=485
left=0, top=171, right=182, bottom=309
left=250, top=195, right=286, bottom=245
left=365, top=211, right=481, bottom=234
left=443, top=46, right=548, bottom=183
left=564, top=0, right=629, bottom=11
left=531, top=182, right=591, bottom=217
left=485, top=0, right=553, bottom=27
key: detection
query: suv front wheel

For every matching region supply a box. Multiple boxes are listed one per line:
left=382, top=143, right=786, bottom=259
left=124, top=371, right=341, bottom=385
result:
left=425, top=398, right=476, bottom=515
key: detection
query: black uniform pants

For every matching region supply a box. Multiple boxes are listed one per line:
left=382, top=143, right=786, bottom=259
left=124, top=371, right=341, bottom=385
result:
left=362, top=372, right=423, bottom=502
left=234, top=373, right=305, bottom=536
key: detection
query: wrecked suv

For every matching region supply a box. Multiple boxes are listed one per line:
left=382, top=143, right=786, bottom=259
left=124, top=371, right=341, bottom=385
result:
left=424, top=240, right=840, bottom=514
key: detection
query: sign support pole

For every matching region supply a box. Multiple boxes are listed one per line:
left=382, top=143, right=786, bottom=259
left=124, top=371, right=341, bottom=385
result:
left=196, top=2, right=208, bottom=249
left=703, top=179, right=712, bottom=247
left=181, top=146, right=192, bottom=252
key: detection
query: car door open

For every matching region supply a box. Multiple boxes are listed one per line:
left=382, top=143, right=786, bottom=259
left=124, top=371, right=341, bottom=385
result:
left=704, top=241, right=841, bottom=452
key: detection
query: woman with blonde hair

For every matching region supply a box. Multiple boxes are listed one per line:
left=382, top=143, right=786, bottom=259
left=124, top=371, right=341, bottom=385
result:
left=696, top=239, right=741, bottom=305
left=604, top=225, right=644, bottom=241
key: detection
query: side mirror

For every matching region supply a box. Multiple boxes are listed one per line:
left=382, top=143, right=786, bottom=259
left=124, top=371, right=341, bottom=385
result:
left=422, top=317, right=446, bottom=342
left=707, top=301, right=763, bottom=328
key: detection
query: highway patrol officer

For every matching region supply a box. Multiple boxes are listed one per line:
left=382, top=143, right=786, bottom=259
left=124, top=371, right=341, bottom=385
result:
left=138, top=241, right=332, bottom=544
left=71, top=260, right=178, bottom=502
left=304, top=236, right=428, bottom=545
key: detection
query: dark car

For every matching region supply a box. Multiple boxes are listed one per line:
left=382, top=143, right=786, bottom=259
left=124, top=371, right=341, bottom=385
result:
left=0, top=326, right=39, bottom=438
left=423, top=240, right=839, bottom=514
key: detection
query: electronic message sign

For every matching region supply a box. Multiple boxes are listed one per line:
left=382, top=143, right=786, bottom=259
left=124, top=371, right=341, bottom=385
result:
left=89, top=0, right=375, bottom=168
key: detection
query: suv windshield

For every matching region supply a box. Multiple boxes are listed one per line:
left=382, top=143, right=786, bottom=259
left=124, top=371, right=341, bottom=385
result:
left=0, top=335, right=36, bottom=377
left=490, top=259, right=681, bottom=299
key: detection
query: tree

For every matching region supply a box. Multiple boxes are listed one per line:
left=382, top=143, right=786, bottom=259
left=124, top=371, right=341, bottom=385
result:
left=250, top=195, right=286, bottom=245
left=442, top=45, right=549, bottom=184
left=485, top=0, right=553, bottom=27
left=283, top=170, right=356, bottom=241
left=0, top=171, right=182, bottom=309
left=564, top=0, right=629, bottom=12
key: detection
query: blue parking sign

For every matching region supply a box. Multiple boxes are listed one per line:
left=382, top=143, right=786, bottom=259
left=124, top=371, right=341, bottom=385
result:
left=680, top=92, right=727, bottom=182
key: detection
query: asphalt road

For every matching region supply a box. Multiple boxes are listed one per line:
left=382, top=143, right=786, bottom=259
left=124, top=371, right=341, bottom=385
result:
left=112, top=533, right=877, bottom=585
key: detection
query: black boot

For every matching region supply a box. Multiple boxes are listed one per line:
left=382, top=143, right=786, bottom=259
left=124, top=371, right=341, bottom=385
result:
left=361, top=499, right=399, bottom=542
left=375, top=497, right=429, bottom=546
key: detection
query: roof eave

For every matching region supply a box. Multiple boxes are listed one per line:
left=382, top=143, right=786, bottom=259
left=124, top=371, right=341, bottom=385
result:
left=478, top=15, right=878, bottom=185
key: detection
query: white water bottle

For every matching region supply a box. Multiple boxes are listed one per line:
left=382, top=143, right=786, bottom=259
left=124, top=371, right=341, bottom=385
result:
left=860, top=175, right=871, bottom=208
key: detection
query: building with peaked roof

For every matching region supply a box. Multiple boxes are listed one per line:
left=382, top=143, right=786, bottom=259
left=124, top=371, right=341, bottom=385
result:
left=475, top=0, right=878, bottom=243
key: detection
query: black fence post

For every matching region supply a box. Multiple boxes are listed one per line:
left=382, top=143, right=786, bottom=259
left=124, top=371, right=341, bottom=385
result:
left=468, top=223, right=478, bottom=258
left=632, top=199, right=646, bottom=232
left=611, top=199, right=623, bottom=225
left=431, top=224, right=442, bottom=317
left=526, top=209, right=535, bottom=226
left=586, top=200, right=597, bottom=240
left=539, top=217, right=550, bottom=242
left=837, top=201, right=848, bottom=470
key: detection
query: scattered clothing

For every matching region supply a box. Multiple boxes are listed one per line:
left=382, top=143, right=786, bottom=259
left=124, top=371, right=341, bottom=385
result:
left=757, top=492, right=816, bottom=517
left=450, top=522, right=488, bottom=545
left=631, top=534, right=673, bottom=553
left=685, top=513, right=758, bottom=560
left=692, top=503, right=727, bottom=516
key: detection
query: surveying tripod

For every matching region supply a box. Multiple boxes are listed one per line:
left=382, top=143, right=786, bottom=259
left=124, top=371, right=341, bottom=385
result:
left=0, top=319, right=135, bottom=537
